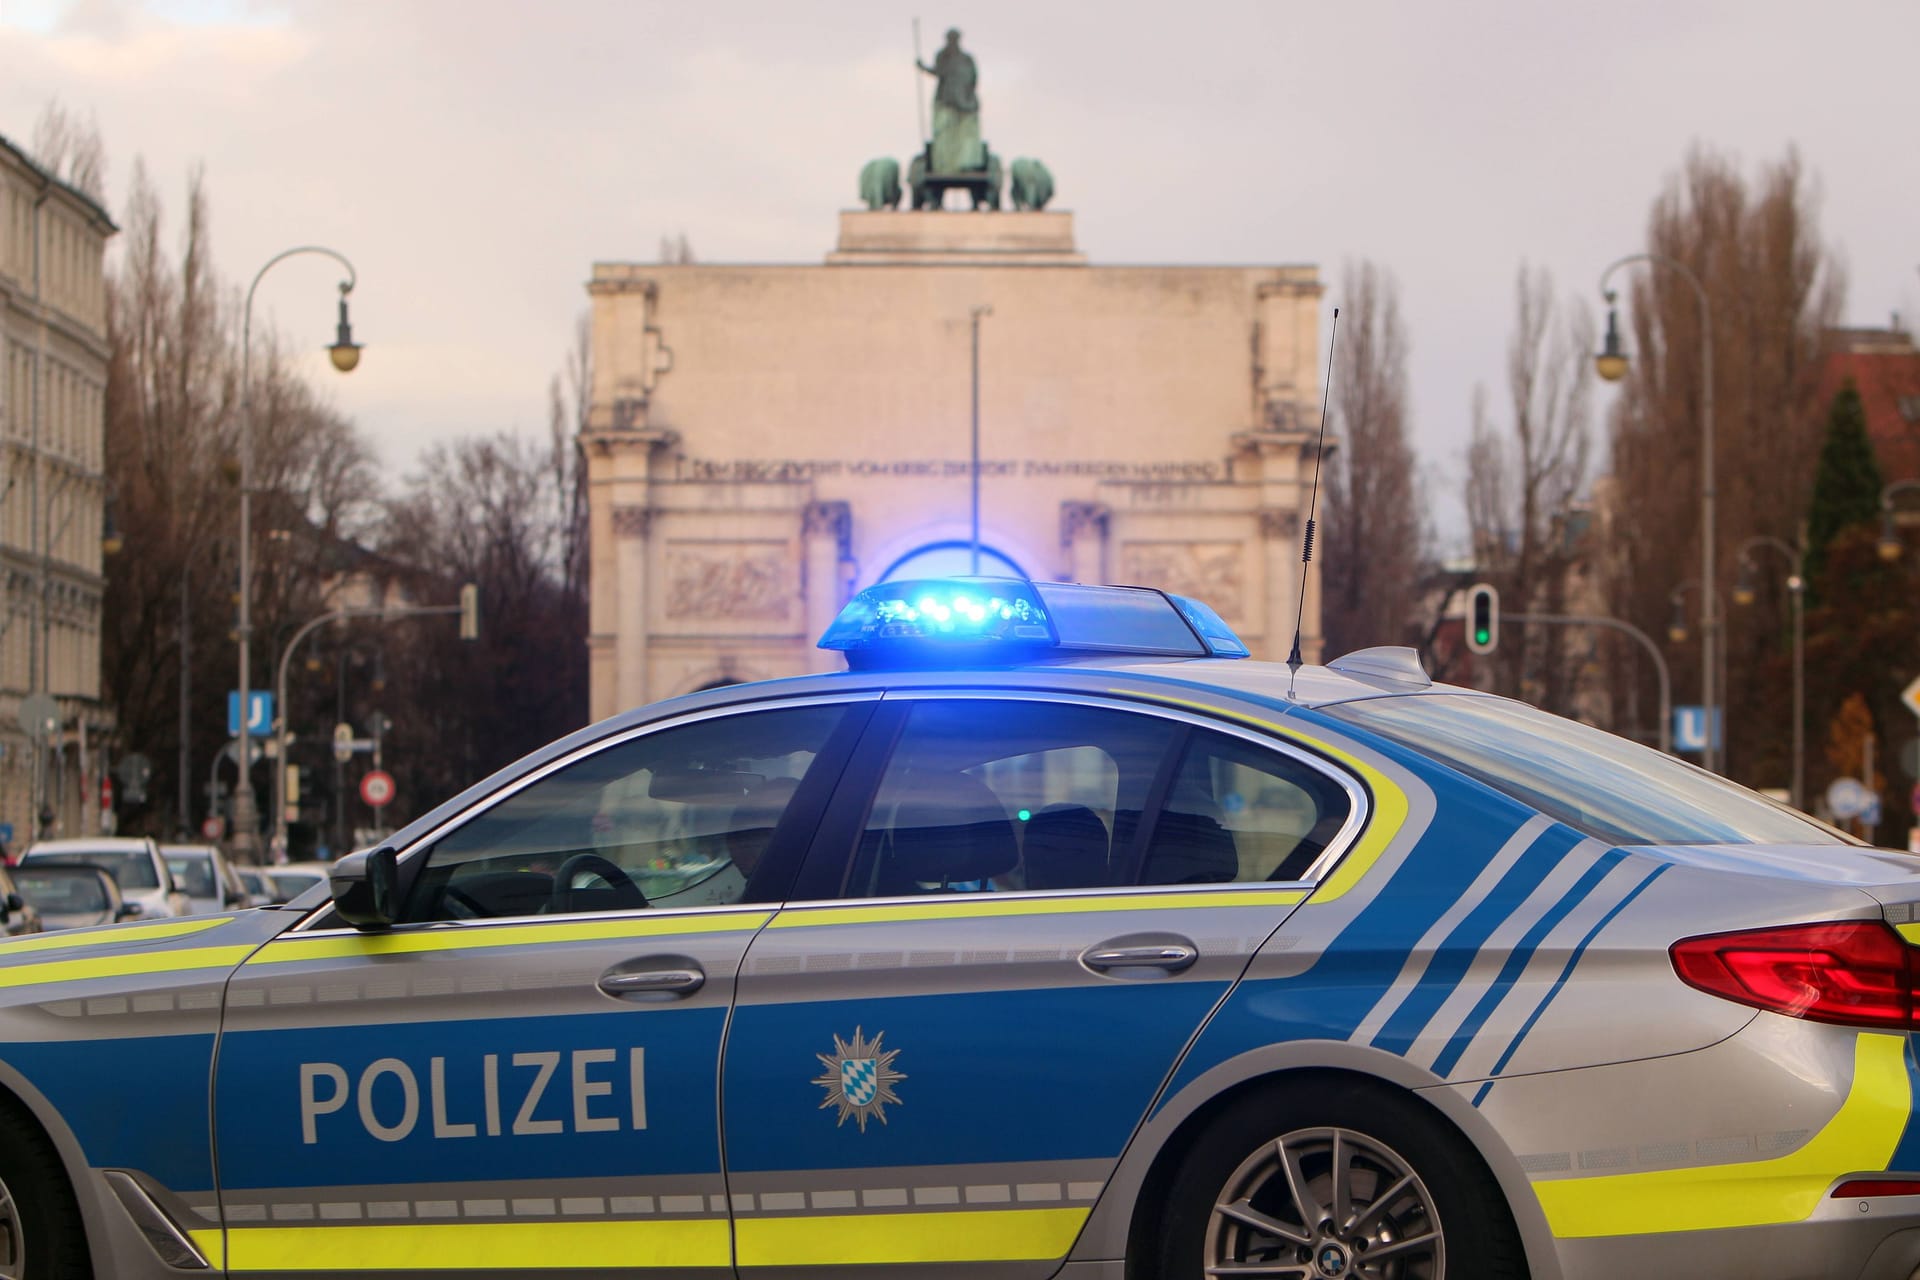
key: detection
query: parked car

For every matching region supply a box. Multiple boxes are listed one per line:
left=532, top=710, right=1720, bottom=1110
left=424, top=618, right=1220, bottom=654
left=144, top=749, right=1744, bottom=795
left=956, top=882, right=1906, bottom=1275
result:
left=238, top=862, right=329, bottom=905
left=18, top=837, right=191, bottom=919
left=0, top=864, right=41, bottom=936
left=12, top=864, right=132, bottom=930
left=159, top=843, right=253, bottom=914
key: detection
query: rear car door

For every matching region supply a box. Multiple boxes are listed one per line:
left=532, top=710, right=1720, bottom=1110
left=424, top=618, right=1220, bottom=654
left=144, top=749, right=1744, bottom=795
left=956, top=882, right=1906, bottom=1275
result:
left=719, top=692, right=1364, bottom=1278
left=211, top=696, right=869, bottom=1277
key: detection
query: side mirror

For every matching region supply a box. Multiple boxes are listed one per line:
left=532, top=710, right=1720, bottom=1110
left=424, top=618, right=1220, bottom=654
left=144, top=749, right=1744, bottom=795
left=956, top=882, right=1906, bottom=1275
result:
left=331, top=847, right=399, bottom=931
left=4, top=893, right=22, bottom=914
left=115, top=902, right=143, bottom=921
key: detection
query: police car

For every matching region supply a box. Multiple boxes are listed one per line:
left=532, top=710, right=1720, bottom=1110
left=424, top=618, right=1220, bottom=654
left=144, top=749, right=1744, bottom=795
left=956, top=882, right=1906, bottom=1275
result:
left=1, top=577, right=1917, bottom=1280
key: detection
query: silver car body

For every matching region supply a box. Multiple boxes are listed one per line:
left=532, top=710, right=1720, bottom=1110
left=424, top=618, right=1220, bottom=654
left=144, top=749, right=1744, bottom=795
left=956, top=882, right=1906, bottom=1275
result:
left=0, top=640, right=1916, bottom=1278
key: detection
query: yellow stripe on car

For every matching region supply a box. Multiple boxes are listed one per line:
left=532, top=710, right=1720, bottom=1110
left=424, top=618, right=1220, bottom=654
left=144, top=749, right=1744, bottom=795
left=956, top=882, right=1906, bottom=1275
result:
left=770, top=888, right=1304, bottom=930
left=0, top=916, right=232, bottom=955
left=0, top=944, right=258, bottom=990
left=1533, top=1032, right=1908, bottom=1237
left=735, top=1206, right=1089, bottom=1266
left=1897, top=922, right=1920, bottom=945
left=252, top=910, right=774, bottom=964
left=1115, top=688, right=1411, bottom=902
left=215, top=1218, right=729, bottom=1271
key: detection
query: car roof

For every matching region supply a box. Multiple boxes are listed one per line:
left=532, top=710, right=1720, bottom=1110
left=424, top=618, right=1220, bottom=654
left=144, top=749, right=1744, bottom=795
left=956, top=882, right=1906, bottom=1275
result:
left=159, top=844, right=221, bottom=858
left=24, top=837, right=155, bottom=854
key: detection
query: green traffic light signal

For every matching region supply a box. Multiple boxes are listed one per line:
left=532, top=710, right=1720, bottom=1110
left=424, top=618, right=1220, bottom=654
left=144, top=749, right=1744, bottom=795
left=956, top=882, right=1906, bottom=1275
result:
left=1467, top=582, right=1499, bottom=654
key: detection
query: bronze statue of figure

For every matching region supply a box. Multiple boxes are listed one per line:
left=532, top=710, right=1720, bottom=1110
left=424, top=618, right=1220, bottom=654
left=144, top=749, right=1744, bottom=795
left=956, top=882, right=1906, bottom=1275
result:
left=918, top=28, right=984, bottom=175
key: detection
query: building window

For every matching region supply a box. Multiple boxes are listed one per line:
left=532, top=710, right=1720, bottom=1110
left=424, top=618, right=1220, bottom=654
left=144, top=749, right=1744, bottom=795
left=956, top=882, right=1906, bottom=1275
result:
left=878, top=540, right=1029, bottom=583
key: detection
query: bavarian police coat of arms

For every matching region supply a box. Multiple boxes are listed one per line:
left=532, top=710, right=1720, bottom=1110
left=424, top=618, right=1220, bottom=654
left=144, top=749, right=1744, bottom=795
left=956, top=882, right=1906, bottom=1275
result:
left=813, top=1027, right=906, bottom=1131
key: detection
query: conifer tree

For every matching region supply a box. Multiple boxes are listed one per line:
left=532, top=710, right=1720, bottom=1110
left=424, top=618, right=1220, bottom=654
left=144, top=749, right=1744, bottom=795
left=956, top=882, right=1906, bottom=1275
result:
left=1803, top=380, right=1883, bottom=587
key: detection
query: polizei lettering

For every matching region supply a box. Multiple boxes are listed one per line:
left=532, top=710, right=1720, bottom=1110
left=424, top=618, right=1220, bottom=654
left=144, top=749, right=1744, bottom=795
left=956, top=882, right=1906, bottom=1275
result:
left=300, top=1048, right=647, bottom=1144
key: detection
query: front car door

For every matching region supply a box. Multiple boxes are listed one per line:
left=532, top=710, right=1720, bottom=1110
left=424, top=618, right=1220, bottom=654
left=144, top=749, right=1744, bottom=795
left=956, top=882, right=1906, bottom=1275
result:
left=211, top=696, right=870, bottom=1278
left=719, top=691, right=1365, bottom=1278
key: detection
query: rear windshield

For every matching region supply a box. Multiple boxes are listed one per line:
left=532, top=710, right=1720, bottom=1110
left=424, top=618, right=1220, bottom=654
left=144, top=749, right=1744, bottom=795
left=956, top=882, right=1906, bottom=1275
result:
left=1322, top=694, right=1853, bottom=847
left=24, top=848, right=160, bottom=889
left=165, top=854, right=218, bottom=899
left=14, top=870, right=109, bottom=912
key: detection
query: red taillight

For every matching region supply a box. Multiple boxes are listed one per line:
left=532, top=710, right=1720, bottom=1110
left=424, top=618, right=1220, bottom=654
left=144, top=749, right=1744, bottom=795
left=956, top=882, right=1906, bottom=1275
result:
left=1670, top=921, right=1915, bottom=1030
left=1834, top=1179, right=1920, bottom=1198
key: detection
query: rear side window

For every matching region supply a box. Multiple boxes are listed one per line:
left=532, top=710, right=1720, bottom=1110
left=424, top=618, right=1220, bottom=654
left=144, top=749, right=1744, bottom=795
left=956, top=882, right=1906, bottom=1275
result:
left=1323, top=693, right=1852, bottom=846
left=1142, top=730, right=1354, bottom=885
left=842, top=700, right=1354, bottom=898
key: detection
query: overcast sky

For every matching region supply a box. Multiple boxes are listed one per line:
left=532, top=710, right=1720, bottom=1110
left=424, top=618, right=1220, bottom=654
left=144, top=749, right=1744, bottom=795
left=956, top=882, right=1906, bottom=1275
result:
left=4, top=0, right=1916, bottom=547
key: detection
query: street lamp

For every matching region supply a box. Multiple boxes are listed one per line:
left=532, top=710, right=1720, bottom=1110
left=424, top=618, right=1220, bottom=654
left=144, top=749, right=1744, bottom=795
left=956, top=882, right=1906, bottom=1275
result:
left=1734, top=536, right=1806, bottom=810
left=1878, top=480, right=1920, bottom=562
left=232, top=247, right=362, bottom=863
left=1597, top=253, right=1717, bottom=773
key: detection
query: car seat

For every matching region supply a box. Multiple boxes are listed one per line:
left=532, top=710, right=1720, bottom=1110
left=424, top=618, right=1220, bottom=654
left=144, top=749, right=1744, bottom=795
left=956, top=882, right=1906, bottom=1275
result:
left=1021, top=803, right=1112, bottom=890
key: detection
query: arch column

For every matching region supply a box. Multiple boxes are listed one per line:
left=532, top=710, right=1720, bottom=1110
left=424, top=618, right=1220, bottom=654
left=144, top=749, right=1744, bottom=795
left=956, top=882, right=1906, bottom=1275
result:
left=802, top=501, right=852, bottom=672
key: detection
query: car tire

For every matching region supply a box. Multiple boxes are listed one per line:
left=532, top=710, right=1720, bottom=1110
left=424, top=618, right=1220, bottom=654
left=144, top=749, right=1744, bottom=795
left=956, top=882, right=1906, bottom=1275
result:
left=1154, top=1078, right=1525, bottom=1280
left=0, top=1102, right=91, bottom=1278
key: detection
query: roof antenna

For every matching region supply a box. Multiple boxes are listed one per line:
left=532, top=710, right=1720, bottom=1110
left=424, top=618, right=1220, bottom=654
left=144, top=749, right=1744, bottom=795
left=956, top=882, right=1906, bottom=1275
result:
left=1287, top=306, right=1340, bottom=700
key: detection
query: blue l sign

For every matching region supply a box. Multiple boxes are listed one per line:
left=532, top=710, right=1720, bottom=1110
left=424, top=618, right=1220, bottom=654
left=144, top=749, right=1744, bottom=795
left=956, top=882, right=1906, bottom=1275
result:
left=227, top=692, right=275, bottom=737
left=1672, top=705, right=1722, bottom=754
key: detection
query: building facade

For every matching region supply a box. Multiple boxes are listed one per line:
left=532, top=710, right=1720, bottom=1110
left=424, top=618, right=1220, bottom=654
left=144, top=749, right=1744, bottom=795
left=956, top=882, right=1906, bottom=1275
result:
left=583, top=210, right=1325, bottom=720
left=0, top=135, right=115, bottom=843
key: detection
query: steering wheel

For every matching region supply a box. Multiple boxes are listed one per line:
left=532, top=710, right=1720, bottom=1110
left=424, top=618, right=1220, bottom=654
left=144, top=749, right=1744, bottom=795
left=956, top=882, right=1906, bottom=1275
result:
left=548, top=853, right=648, bottom=914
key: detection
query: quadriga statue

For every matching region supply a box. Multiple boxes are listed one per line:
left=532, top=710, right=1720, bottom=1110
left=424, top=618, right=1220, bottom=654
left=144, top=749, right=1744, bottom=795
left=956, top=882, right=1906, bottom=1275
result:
left=1009, top=158, right=1054, bottom=211
left=859, top=157, right=902, bottom=211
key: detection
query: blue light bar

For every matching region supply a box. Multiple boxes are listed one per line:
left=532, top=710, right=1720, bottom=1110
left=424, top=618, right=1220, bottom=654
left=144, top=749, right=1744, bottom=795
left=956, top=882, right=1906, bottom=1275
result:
left=818, top=579, right=1055, bottom=659
left=819, top=577, right=1252, bottom=667
left=1169, top=593, right=1251, bottom=658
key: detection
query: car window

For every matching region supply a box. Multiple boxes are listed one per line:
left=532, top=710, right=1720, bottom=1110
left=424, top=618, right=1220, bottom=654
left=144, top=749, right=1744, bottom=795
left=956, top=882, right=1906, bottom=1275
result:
left=165, top=855, right=218, bottom=899
left=26, top=848, right=159, bottom=890
left=400, top=704, right=849, bottom=923
left=844, top=700, right=1180, bottom=897
left=1322, top=693, right=1853, bottom=846
left=1138, top=729, right=1354, bottom=885
left=16, top=870, right=108, bottom=912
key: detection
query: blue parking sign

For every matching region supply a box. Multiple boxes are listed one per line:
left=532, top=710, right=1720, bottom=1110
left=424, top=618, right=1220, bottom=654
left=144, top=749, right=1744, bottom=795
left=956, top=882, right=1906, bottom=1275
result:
left=227, top=691, right=275, bottom=737
left=1672, top=705, right=1722, bottom=754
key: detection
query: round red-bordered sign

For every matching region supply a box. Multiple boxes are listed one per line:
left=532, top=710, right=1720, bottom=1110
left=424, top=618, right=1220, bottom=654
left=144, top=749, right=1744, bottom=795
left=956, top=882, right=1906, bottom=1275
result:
left=359, top=769, right=396, bottom=808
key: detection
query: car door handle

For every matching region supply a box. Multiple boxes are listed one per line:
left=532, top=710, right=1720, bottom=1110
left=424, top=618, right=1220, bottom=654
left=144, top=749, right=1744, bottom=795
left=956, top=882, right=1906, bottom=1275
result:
left=598, top=963, right=705, bottom=998
left=1081, top=936, right=1199, bottom=974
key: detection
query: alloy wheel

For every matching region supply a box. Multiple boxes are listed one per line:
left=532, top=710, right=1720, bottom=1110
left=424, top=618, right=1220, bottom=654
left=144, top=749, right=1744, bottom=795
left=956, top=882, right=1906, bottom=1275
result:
left=1203, top=1125, right=1443, bottom=1279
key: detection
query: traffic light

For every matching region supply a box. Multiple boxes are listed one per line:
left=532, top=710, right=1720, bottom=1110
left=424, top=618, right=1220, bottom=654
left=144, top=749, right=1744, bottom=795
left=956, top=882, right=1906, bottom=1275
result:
left=459, top=583, right=480, bottom=641
left=1467, top=582, right=1499, bottom=654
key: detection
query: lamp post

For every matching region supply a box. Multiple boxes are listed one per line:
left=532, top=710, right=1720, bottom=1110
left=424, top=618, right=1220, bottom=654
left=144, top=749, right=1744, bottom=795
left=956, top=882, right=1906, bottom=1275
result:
left=232, top=247, right=362, bottom=863
left=1878, top=480, right=1920, bottom=562
left=1597, top=253, right=1716, bottom=772
left=968, top=304, right=991, bottom=574
left=1733, top=536, right=1806, bottom=810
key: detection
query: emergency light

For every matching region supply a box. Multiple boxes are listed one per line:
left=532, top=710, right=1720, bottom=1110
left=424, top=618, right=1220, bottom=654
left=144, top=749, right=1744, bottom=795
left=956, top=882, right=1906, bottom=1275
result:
left=818, top=577, right=1250, bottom=668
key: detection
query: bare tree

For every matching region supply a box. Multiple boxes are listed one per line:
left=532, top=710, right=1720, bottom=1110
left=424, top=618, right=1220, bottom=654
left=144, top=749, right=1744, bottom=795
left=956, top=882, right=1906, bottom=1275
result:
left=1321, top=261, right=1426, bottom=655
left=1465, top=263, right=1594, bottom=712
left=31, top=101, right=106, bottom=200
left=1604, top=147, right=1841, bottom=785
left=377, top=433, right=588, bottom=806
left=102, top=161, right=384, bottom=842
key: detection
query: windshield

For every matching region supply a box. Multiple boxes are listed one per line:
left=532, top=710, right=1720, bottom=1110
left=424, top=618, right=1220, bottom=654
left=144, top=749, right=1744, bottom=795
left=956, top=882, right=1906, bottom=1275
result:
left=24, top=848, right=161, bottom=890
left=1322, top=694, right=1854, bottom=847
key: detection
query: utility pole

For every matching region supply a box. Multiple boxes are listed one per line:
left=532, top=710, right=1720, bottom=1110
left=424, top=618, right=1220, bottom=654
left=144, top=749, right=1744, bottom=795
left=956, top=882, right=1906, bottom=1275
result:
left=969, top=304, right=991, bottom=574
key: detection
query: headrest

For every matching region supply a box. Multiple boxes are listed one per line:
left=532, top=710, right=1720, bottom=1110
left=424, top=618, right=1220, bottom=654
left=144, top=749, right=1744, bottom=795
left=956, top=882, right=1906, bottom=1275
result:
left=887, top=771, right=1019, bottom=885
left=727, top=777, right=801, bottom=868
left=1021, top=803, right=1111, bottom=891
